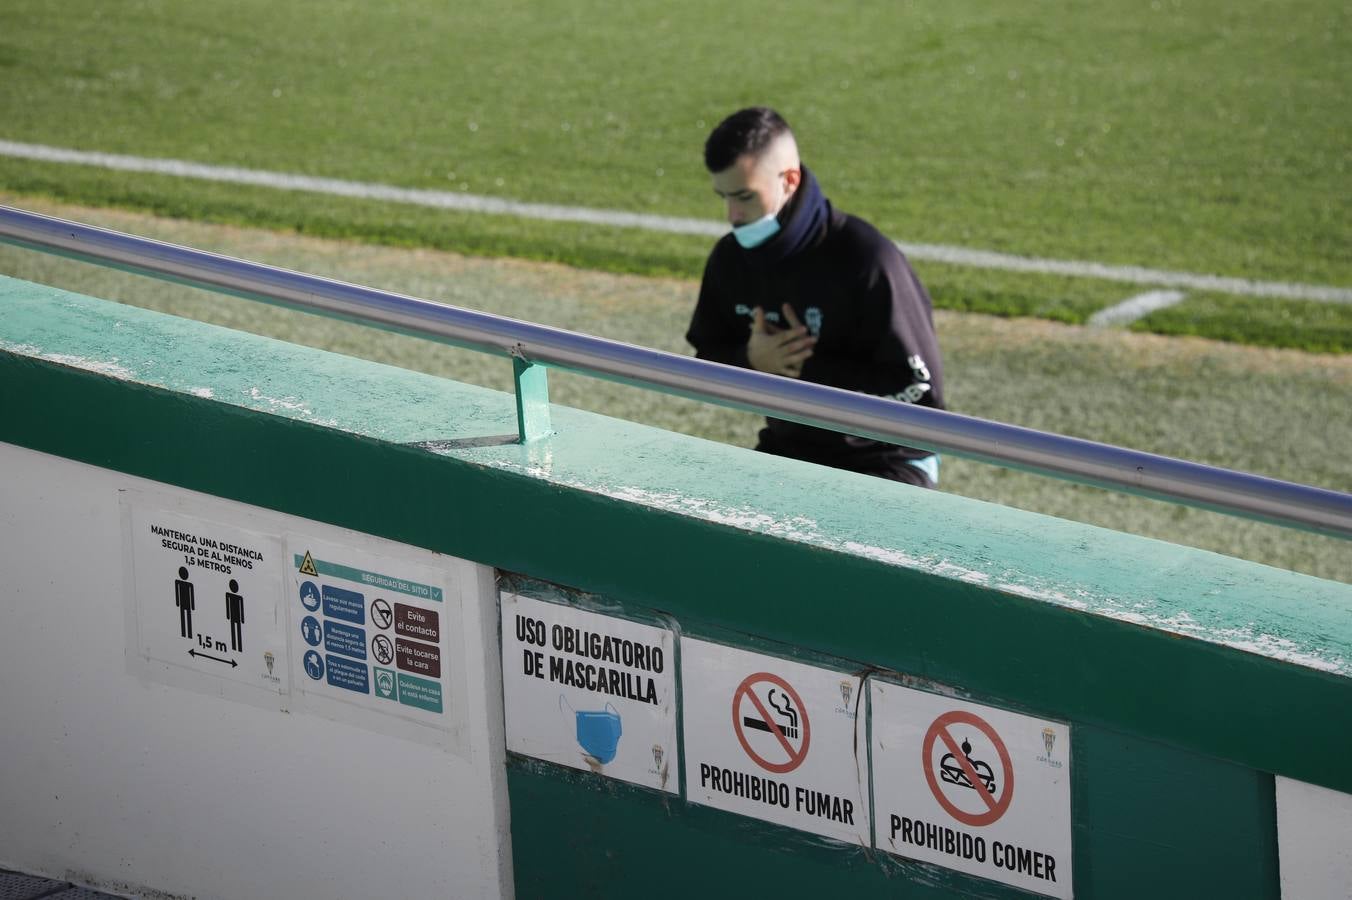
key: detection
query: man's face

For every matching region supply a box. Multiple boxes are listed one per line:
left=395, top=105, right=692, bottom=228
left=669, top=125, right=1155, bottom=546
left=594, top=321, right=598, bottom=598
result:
left=711, top=153, right=797, bottom=227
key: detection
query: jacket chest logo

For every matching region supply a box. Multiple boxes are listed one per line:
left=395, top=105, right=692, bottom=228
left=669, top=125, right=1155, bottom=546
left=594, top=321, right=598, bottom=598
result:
left=733, top=304, right=824, bottom=336
left=804, top=307, right=823, bottom=336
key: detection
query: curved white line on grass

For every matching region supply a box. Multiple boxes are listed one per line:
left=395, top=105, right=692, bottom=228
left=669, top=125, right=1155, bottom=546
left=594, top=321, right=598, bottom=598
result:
left=0, top=140, right=724, bottom=237
left=1088, top=290, right=1187, bottom=327
left=4, top=139, right=1351, bottom=304
left=910, top=244, right=1350, bottom=304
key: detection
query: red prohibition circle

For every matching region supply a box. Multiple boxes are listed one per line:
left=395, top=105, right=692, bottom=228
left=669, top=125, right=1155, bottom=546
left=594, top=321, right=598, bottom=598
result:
left=921, top=710, right=1014, bottom=827
left=731, top=672, right=811, bottom=774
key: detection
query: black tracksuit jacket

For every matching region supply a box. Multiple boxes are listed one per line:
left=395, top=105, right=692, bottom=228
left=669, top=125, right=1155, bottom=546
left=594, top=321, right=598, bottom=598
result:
left=686, top=200, right=945, bottom=474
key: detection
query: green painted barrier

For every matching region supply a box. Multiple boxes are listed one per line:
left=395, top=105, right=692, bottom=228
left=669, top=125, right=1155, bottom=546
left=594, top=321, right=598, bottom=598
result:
left=1, top=274, right=1348, bottom=898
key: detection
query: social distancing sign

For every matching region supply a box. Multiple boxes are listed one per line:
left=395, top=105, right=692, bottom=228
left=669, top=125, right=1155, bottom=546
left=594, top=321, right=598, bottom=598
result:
left=121, top=488, right=480, bottom=753
left=127, top=500, right=288, bottom=696
left=682, top=640, right=868, bottom=844
left=870, top=679, right=1073, bottom=899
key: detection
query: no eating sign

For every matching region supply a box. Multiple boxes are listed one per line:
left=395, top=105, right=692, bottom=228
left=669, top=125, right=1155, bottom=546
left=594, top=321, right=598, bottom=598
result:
left=923, top=709, right=1014, bottom=827
left=682, top=640, right=869, bottom=845
left=870, top=680, right=1073, bottom=899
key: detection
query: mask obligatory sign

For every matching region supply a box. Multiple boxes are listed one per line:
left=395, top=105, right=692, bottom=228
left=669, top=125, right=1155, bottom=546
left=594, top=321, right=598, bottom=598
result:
left=501, top=592, right=677, bottom=793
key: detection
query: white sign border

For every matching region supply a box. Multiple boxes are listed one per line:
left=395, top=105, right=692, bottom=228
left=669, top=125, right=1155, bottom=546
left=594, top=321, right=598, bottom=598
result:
left=500, top=589, right=679, bottom=794
left=681, top=636, right=872, bottom=846
left=285, top=532, right=473, bottom=753
left=120, top=485, right=483, bottom=755
left=868, top=675, right=1074, bottom=899
left=121, top=488, right=291, bottom=713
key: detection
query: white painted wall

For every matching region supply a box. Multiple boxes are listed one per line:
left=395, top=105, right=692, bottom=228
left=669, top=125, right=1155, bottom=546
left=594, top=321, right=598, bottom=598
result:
left=0, top=442, right=512, bottom=900
left=1278, top=776, right=1352, bottom=900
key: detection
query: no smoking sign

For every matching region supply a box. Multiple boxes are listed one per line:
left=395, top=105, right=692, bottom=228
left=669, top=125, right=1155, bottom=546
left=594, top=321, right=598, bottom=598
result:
left=683, top=640, right=869, bottom=844
left=732, top=673, right=811, bottom=774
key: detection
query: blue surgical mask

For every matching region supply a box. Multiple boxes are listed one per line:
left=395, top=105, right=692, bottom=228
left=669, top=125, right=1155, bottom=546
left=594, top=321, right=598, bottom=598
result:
left=575, top=704, right=623, bottom=764
left=732, top=213, right=781, bottom=249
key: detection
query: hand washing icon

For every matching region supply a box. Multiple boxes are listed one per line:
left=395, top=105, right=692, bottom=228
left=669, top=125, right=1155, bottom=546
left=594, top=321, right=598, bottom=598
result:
left=561, top=695, right=622, bottom=766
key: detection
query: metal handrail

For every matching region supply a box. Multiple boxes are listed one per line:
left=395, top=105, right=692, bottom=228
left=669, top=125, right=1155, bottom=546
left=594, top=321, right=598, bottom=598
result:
left=2, top=204, right=1349, bottom=539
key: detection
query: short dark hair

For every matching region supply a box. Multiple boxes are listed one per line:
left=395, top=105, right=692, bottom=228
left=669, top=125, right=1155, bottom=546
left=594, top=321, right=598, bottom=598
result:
left=703, top=107, right=793, bottom=173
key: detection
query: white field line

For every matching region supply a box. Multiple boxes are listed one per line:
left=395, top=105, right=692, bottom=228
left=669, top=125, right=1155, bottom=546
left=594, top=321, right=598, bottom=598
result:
left=3, top=139, right=1351, bottom=305
left=1088, top=290, right=1188, bottom=327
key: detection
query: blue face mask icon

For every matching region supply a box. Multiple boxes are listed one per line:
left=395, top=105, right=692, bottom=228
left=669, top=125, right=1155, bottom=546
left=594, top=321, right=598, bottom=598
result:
left=574, top=703, right=623, bottom=765
left=732, top=212, right=782, bottom=249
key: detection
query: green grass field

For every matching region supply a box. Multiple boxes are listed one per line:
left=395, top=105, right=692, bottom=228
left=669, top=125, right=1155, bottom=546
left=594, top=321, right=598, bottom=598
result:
left=2, top=200, right=1348, bottom=582
left=1, top=2, right=1348, bottom=578
left=1, top=0, right=1350, bottom=349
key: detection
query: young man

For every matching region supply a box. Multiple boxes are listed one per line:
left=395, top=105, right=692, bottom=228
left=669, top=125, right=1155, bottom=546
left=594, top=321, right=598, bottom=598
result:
left=686, top=107, right=945, bottom=486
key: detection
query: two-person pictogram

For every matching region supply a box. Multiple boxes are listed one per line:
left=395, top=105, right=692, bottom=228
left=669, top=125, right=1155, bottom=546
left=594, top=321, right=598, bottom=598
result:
left=301, top=615, right=323, bottom=646
left=173, top=568, right=245, bottom=652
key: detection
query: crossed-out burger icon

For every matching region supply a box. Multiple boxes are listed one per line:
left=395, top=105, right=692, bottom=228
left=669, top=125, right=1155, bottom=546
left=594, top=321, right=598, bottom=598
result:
left=939, top=736, right=996, bottom=794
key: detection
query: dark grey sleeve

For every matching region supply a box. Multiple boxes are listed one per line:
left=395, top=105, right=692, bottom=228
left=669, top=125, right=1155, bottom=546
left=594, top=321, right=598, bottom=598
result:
left=686, top=249, right=752, bottom=370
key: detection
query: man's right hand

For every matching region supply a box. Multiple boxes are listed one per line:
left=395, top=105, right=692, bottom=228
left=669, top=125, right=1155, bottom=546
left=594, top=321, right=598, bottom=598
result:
left=747, top=304, right=816, bottom=377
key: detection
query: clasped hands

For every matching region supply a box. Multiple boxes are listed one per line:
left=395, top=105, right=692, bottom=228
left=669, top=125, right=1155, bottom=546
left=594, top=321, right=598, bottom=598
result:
left=747, top=303, right=816, bottom=378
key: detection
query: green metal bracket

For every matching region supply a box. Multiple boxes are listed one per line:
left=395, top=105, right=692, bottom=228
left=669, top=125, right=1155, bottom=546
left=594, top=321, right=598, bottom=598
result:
left=513, top=357, right=552, bottom=444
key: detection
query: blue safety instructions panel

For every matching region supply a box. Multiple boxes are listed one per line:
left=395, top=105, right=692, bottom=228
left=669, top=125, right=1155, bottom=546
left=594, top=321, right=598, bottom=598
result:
left=289, top=540, right=452, bottom=732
